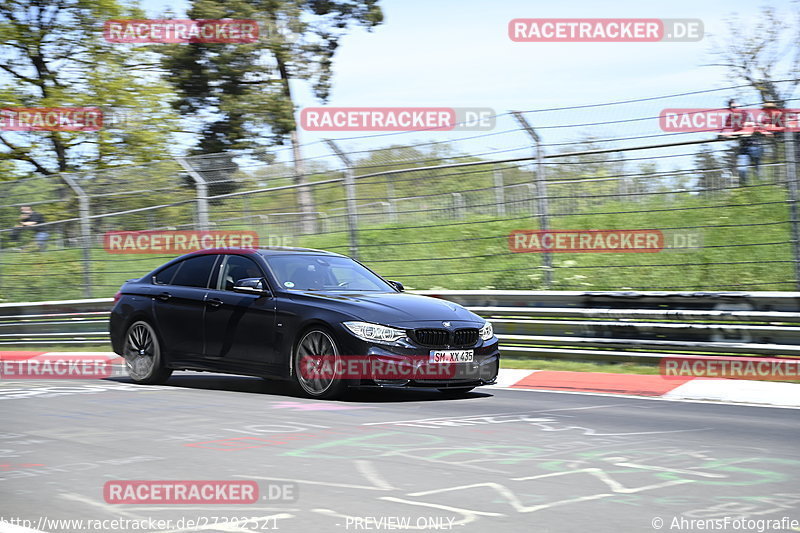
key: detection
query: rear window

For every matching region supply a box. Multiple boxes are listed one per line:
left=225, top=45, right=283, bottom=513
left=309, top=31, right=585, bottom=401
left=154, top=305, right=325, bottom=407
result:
left=168, top=255, right=218, bottom=288
left=153, top=262, right=181, bottom=285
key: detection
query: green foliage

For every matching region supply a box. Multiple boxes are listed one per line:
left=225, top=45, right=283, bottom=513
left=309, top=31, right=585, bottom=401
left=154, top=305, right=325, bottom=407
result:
left=160, top=0, right=384, bottom=152
left=0, top=0, right=181, bottom=177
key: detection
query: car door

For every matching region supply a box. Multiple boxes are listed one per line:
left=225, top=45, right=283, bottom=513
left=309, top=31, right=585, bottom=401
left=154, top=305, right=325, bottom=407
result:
left=203, top=254, right=278, bottom=372
left=152, top=254, right=220, bottom=360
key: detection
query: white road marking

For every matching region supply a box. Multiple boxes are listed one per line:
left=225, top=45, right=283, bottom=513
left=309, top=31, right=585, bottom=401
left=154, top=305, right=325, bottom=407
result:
left=408, top=481, right=611, bottom=513
left=355, top=459, right=396, bottom=490
left=238, top=475, right=392, bottom=491
left=361, top=404, right=625, bottom=427
left=663, top=378, right=800, bottom=407
left=511, top=468, right=695, bottom=493
left=362, top=412, right=534, bottom=426
left=491, top=384, right=800, bottom=409
left=60, top=492, right=142, bottom=519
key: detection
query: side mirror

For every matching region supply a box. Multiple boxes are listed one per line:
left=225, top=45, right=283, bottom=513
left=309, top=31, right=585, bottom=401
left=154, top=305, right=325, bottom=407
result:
left=388, top=280, right=404, bottom=292
left=233, top=277, right=270, bottom=296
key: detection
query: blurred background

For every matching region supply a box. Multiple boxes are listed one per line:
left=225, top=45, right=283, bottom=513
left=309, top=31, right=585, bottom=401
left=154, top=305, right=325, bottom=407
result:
left=1, top=0, right=799, bottom=302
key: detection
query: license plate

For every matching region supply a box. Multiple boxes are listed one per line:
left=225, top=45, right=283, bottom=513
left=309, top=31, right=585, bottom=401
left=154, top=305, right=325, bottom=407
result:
left=429, top=350, right=474, bottom=363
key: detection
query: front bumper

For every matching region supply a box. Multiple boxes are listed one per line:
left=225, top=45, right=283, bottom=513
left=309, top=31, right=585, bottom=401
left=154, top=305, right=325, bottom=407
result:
left=351, top=343, right=500, bottom=389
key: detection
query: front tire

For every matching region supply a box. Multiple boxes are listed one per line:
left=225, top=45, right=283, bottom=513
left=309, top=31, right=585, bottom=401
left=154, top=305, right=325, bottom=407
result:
left=123, top=320, right=172, bottom=385
left=292, top=327, right=347, bottom=399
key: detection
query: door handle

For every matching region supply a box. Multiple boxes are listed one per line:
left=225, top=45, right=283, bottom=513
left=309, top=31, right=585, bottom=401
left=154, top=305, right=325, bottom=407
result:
left=206, top=298, right=223, bottom=308
left=155, top=292, right=172, bottom=301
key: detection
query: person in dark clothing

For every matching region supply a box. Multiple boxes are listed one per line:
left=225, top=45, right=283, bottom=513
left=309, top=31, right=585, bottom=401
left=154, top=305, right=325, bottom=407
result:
left=736, top=134, right=763, bottom=184
left=724, top=99, right=748, bottom=132
left=720, top=99, right=762, bottom=185
left=9, top=206, right=49, bottom=251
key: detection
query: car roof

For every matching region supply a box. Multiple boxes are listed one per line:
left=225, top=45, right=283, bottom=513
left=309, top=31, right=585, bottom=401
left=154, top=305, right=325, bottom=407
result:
left=184, top=247, right=346, bottom=259
left=255, top=247, right=345, bottom=258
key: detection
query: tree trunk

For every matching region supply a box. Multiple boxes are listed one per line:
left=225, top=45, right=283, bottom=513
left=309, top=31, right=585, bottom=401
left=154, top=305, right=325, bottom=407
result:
left=290, top=129, right=317, bottom=234
left=273, top=27, right=317, bottom=235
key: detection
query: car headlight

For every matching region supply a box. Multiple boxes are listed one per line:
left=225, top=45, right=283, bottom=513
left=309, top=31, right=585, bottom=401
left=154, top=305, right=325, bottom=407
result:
left=343, top=321, right=406, bottom=344
left=479, top=321, right=494, bottom=341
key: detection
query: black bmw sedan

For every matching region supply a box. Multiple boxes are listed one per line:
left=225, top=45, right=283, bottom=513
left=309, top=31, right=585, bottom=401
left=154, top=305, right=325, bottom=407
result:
left=109, top=247, right=499, bottom=398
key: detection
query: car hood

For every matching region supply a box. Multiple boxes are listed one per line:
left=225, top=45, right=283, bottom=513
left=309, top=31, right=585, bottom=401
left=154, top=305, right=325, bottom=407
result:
left=288, top=291, right=482, bottom=325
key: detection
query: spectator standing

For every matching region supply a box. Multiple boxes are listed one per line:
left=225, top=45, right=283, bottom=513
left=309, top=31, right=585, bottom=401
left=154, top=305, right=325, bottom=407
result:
left=9, top=206, right=49, bottom=251
left=720, top=99, right=762, bottom=184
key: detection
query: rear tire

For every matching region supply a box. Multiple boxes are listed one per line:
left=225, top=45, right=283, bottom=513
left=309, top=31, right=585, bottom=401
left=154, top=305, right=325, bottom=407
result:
left=292, top=327, right=347, bottom=399
left=123, top=320, right=172, bottom=385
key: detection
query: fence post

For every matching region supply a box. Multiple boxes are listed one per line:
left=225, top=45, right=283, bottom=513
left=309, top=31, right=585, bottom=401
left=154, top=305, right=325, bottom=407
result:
left=785, top=132, right=800, bottom=290
left=60, top=174, right=93, bottom=298
left=494, top=167, right=506, bottom=216
left=175, top=157, right=210, bottom=231
left=324, top=139, right=359, bottom=259
left=512, top=111, right=552, bottom=288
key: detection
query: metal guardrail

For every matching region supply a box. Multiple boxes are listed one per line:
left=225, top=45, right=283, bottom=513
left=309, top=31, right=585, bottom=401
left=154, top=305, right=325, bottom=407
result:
left=2, top=291, right=800, bottom=365
left=0, top=298, right=113, bottom=345
left=416, top=290, right=800, bottom=364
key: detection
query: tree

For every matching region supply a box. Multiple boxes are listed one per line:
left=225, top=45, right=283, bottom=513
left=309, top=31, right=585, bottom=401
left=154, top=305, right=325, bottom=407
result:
left=160, top=0, right=383, bottom=231
left=0, top=0, right=181, bottom=178
left=546, top=137, right=627, bottom=214
left=710, top=3, right=800, bottom=107
left=694, top=145, right=725, bottom=194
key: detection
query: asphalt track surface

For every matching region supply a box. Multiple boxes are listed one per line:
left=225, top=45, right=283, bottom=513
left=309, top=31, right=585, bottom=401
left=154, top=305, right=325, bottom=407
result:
left=1, top=374, right=799, bottom=533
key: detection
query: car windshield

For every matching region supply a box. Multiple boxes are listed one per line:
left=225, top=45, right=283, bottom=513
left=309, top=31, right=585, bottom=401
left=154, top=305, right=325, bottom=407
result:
left=265, top=254, right=394, bottom=292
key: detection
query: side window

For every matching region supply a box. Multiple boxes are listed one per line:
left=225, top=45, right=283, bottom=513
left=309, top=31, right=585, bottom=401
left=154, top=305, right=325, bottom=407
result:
left=220, top=255, right=264, bottom=291
left=153, top=262, right=181, bottom=285
left=170, top=255, right=218, bottom=288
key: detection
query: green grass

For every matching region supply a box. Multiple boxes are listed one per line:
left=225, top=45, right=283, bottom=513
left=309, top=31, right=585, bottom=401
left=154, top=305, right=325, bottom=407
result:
left=296, top=185, right=794, bottom=291
left=0, top=182, right=793, bottom=301
left=0, top=344, right=113, bottom=352
left=500, top=358, right=659, bottom=374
